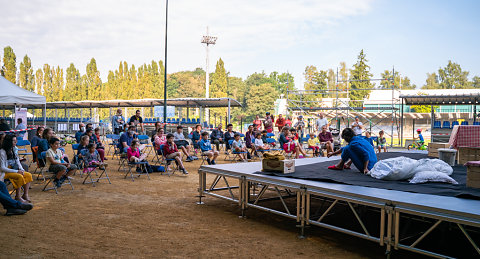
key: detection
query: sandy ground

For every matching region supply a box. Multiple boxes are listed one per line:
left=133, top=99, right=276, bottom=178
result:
left=0, top=148, right=426, bottom=259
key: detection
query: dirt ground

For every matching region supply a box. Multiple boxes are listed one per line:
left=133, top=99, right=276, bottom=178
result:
left=0, top=148, right=426, bottom=259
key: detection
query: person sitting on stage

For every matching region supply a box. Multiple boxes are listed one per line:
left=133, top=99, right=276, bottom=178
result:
left=0, top=135, right=33, bottom=202
left=210, top=124, right=224, bottom=151
left=224, top=124, right=236, bottom=152
left=307, top=133, right=321, bottom=157
left=376, top=130, right=387, bottom=153
left=199, top=132, right=219, bottom=165
left=232, top=133, right=248, bottom=162
left=173, top=125, right=193, bottom=162
left=118, top=125, right=138, bottom=153
left=318, top=125, right=334, bottom=155
left=164, top=134, right=188, bottom=174
left=254, top=132, right=270, bottom=151
left=328, top=128, right=377, bottom=174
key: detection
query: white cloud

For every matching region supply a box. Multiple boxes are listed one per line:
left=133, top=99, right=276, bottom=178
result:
left=0, top=0, right=374, bottom=88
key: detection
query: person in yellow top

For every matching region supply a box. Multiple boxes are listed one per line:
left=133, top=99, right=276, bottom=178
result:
left=307, top=134, right=321, bottom=157
left=0, top=135, right=33, bottom=202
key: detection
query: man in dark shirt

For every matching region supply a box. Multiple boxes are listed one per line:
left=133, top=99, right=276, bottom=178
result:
left=224, top=124, right=236, bottom=152
left=129, top=110, right=144, bottom=133
left=118, top=125, right=137, bottom=153
left=0, top=118, right=11, bottom=132
left=75, top=123, right=86, bottom=143
left=318, top=125, right=334, bottom=154
left=210, top=124, right=224, bottom=151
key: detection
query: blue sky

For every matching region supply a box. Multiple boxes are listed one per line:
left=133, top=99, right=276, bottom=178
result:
left=0, top=0, right=479, bottom=90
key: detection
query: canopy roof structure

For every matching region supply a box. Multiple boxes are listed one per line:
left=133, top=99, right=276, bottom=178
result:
left=400, top=93, right=480, bottom=105
left=0, top=76, right=46, bottom=108
left=22, top=98, right=241, bottom=109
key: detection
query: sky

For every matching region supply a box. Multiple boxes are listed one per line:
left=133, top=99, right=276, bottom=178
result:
left=1, top=0, right=479, bottom=90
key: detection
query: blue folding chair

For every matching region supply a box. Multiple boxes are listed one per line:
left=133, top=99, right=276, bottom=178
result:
left=16, top=139, right=33, bottom=165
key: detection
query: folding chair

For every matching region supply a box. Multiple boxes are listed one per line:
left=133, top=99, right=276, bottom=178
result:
left=137, top=135, right=154, bottom=157
left=227, top=140, right=249, bottom=163
left=107, top=134, right=121, bottom=158
left=32, top=147, right=47, bottom=181
left=124, top=161, right=150, bottom=181
left=4, top=179, right=17, bottom=196
left=159, top=144, right=178, bottom=176
left=266, top=138, right=283, bottom=154
left=80, top=149, right=111, bottom=186
left=42, top=155, right=75, bottom=194
left=71, top=144, right=84, bottom=172
left=16, top=139, right=33, bottom=166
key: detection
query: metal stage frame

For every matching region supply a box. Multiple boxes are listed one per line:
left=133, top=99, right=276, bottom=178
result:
left=197, top=155, right=480, bottom=258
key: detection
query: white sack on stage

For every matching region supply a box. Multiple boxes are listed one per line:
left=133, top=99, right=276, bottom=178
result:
left=369, top=156, right=457, bottom=184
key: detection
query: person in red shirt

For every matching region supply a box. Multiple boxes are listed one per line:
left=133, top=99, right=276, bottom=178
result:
left=285, top=116, right=292, bottom=127
left=253, top=115, right=262, bottom=131
left=275, top=114, right=286, bottom=132
left=163, top=134, right=188, bottom=174
left=318, top=125, right=334, bottom=154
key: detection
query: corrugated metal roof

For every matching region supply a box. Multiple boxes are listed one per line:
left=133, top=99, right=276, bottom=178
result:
left=400, top=93, right=480, bottom=105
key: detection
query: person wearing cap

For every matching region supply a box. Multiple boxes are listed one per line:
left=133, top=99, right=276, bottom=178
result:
left=294, top=115, right=306, bottom=141
left=352, top=116, right=364, bottom=136
left=414, top=129, right=424, bottom=148
left=0, top=118, right=10, bottom=132
left=263, top=113, right=274, bottom=133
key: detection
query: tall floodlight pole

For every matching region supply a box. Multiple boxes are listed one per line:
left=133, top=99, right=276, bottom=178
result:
left=163, top=0, right=168, bottom=130
left=201, top=27, right=217, bottom=124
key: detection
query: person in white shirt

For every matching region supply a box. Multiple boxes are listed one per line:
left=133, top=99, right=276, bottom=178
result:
left=315, top=113, right=329, bottom=133
left=15, top=118, right=27, bottom=140
left=232, top=133, right=248, bottom=162
left=254, top=133, right=270, bottom=151
left=173, top=125, right=193, bottom=162
left=352, top=116, right=364, bottom=136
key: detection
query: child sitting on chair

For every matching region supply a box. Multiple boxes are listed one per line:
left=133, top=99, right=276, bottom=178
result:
left=376, top=130, right=387, bottom=153
left=232, top=133, right=248, bottom=162
left=163, top=134, right=188, bottom=174
left=83, top=143, right=107, bottom=174
left=254, top=133, right=270, bottom=151
left=307, top=134, right=321, bottom=157
left=199, top=132, right=219, bottom=165
left=46, top=137, right=78, bottom=187
left=127, top=140, right=148, bottom=163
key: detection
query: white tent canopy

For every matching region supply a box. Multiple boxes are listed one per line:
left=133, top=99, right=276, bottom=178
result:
left=0, top=75, right=46, bottom=108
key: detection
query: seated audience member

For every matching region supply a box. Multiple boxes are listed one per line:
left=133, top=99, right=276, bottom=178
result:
left=127, top=140, right=148, bottom=163
left=0, top=118, right=11, bottom=131
left=376, top=130, right=387, bottom=153
left=191, top=125, right=202, bottom=149
left=244, top=125, right=256, bottom=150
left=94, top=128, right=104, bottom=147
left=261, top=130, right=272, bottom=146
left=76, top=135, right=90, bottom=161
left=0, top=135, right=33, bottom=202
left=279, top=127, right=307, bottom=159
left=351, top=116, right=364, bottom=136
left=85, top=128, right=105, bottom=161
left=173, top=126, right=193, bottom=162
left=318, top=125, right=334, bottom=155
left=232, top=133, right=249, bottom=162
left=290, top=128, right=308, bottom=158
left=31, top=126, right=44, bottom=148
left=163, top=134, right=188, bottom=174
left=150, top=122, right=163, bottom=143
left=82, top=143, right=108, bottom=173
left=39, top=128, right=55, bottom=154
left=199, top=132, right=219, bottom=165
left=307, top=133, right=321, bottom=157
left=46, top=137, right=78, bottom=187
left=254, top=133, right=270, bottom=151
left=75, top=123, right=86, bottom=143
left=154, top=128, right=167, bottom=154
left=328, top=128, right=377, bottom=174
left=210, top=124, right=224, bottom=151
left=0, top=178, right=33, bottom=216
left=363, top=131, right=375, bottom=148
left=224, top=124, right=236, bottom=151
left=118, top=125, right=137, bottom=153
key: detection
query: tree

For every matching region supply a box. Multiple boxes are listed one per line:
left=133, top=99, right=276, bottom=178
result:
left=210, top=58, right=228, bottom=98
left=65, top=63, right=82, bottom=101
left=438, top=60, right=471, bottom=89
left=380, top=70, right=416, bottom=90
left=422, top=73, right=440, bottom=89
left=304, top=65, right=328, bottom=102
left=327, top=69, right=335, bottom=97
left=472, top=76, right=480, bottom=89
left=35, top=69, right=43, bottom=94
left=269, top=71, right=294, bottom=96
left=246, top=83, right=278, bottom=121
left=42, top=64, right=54, bottom=101
left=349, top=50, right=373, bottom=107
left=338, top=62, right=349, bottom=98
left=52, top=66, right=64, bottom=101
left=85, top=58, right=103, bottom=100
left=19, top=55, right=35, bottom=92
left=1, top=46, right=17, bottom=83
left=410, top=92, right=438, bottom=113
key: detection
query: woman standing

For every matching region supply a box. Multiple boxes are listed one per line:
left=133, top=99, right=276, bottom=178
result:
left=0, top=135, right=33, bottom=202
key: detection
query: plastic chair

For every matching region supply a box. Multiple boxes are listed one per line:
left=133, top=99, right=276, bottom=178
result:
left=461, top=121, right=469, bottom=125
left=266, top=133, right=275, bottom=138
left=16, top=139, right=32, bottom=165
left=452, top=121, right=459, bottom=127
left=442, top=121, right=451, bottom=129
left=80, top=149, right=111, bottom=186
left=474, top=122, right=480, bottom=126
left=433, top=121, right=441, bottom=129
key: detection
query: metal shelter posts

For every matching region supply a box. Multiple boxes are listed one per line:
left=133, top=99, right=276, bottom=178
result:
left=399, top=93, right=480, bottom=145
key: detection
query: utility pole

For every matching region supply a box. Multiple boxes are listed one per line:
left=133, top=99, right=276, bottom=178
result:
left=201, top=27, right=217, bottom=124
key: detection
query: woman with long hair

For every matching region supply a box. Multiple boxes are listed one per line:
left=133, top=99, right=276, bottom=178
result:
left=0, top=135, right=33, bottom=202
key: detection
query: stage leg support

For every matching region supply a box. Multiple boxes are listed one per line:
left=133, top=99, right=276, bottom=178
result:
left=196, top=170, right=206, bottom=205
